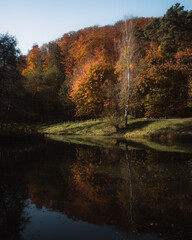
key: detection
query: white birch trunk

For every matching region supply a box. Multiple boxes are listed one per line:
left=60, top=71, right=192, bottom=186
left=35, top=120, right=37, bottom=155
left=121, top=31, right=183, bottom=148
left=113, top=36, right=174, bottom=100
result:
left=124, top=19, right=134, bottom=128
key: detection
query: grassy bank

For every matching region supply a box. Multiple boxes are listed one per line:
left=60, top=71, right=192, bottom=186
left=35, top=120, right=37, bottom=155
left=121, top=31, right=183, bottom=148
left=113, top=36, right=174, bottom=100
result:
left=39, top=118, right=192, bottom=144
left=1, top=118, right=191, bottom=144
left=1, top=119, right=192, bottom=153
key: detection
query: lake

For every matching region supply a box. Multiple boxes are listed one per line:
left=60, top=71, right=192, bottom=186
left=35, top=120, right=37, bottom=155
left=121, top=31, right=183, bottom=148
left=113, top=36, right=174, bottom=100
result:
left=0, top=137, right=192, bottom=240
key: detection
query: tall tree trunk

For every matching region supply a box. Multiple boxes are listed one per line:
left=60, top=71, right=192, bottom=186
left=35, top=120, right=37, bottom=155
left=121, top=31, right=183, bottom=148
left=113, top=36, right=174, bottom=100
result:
left=124, top=19, right=134, bottom=128
left=124, top=58, right=130, bottom=127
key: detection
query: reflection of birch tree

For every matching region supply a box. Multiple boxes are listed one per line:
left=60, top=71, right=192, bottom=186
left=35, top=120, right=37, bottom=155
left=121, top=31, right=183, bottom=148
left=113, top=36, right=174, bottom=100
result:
left=125, top=143, right=134, bottom=227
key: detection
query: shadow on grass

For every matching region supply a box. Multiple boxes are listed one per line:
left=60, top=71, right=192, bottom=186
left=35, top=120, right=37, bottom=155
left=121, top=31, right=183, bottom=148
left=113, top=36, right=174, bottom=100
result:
left=174, top=121, right=192, bottom=132
left=118, top=120, right=154, bottom=133
left=60, top=121, right=104, bottom=134
left=149, top=120, right=192, bottom=143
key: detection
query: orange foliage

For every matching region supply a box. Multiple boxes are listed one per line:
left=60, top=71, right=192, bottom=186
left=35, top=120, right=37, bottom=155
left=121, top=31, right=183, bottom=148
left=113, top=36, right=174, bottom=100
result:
left=70, top=59, right=117, bottom=116
left=22, top=45, right=41, bottom=75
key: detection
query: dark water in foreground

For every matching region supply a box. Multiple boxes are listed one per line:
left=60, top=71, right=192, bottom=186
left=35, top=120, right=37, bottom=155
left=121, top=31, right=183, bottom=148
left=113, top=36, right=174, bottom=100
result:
left=0, top=138, right=192, bottom=240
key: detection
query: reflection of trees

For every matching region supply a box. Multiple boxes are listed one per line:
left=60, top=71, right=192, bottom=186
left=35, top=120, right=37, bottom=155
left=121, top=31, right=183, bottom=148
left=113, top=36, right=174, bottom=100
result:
left=66, top=146, right=125, bottom=223
left=63, top=146, right=192, bottom=239
left=123, top=149, right=192, bottom=239
left=0, top=140, right=73, bottom=239
left=1, top=140, right=191, bottom=239
left=0, top=151, right=30, bottom=240
left=26, top=140, right=76, bottom=210
left=0, top=185, right=29, bottom=240
left=24, top=142, right=192, bottom=239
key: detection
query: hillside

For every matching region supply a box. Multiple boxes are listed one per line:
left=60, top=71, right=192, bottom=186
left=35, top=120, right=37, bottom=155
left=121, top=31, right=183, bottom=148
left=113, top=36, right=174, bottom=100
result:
left=0, top=3, right=192, bottom=125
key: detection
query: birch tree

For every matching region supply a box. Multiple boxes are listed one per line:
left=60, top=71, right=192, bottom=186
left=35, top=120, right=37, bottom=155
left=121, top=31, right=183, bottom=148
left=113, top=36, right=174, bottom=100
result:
left=116, top=18, right=136, bottom=127
left=124, top=19, right=135, bottom=127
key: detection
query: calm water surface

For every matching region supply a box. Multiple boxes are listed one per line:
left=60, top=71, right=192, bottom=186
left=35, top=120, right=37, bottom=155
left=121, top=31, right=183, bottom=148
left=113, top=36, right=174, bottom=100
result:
left=0, top=138, right=192, bottom=240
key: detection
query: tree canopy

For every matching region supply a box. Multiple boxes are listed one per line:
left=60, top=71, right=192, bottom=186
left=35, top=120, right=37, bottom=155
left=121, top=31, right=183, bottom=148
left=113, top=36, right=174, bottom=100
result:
left=1, top=3, right=192, bottom=123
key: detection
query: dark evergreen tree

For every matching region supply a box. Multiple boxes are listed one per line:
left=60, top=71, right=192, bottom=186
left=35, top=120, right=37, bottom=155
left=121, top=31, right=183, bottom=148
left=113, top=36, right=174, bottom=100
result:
left=158, top=3, right=191, bottom=57
left=0, top=34, right=25, bottom=123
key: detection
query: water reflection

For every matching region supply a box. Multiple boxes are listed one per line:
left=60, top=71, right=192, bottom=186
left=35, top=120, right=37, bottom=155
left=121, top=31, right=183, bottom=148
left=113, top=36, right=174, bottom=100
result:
left=0, top=151, right=30, bottom=240
left=0, top=139, right=192, bottom=240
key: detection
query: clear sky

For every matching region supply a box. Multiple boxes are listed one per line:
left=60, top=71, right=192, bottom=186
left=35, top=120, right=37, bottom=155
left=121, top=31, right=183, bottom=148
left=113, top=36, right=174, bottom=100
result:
left=0, top=0, right=192, bottom=55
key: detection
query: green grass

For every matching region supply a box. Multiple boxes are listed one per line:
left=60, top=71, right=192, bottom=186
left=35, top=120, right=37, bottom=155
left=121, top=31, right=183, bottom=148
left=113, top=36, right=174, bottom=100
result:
left=1, top=118, right=192, bottom=153
left=39, top=118, right=192, bottom=139
left=121, top=118, right=192, bottom=141
left=2, top=117, right=191, bottom=144
left=40, top=119, right=113, bottom=136
left=41, top=117, right=192, bottom=153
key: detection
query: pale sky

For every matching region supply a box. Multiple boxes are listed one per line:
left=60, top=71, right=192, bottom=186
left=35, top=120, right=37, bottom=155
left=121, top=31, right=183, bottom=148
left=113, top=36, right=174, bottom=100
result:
left=0, top=0, right=192, bottom=54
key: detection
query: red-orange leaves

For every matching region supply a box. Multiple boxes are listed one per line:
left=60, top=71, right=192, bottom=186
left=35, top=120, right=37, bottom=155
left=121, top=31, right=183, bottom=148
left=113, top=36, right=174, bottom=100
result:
left=70, top=60, right=117, bottom=117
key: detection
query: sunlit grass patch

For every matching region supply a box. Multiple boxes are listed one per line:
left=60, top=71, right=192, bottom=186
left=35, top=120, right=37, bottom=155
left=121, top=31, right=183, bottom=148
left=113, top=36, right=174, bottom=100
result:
left=38, top=117, right=192, bottom=144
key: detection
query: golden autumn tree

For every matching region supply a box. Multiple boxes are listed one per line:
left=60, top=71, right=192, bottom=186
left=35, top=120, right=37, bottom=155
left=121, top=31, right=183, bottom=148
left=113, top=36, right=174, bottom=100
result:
left=22, top=45, right=41, bottom=75
left=70, top=57, right=117, bottom=117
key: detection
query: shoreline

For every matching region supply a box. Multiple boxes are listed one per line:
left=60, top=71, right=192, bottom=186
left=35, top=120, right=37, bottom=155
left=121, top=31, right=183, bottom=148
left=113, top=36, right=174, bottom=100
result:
left=1, top=118, right=192, bottom=144
left=0, top=118, right=192, bottom=153
left=39, top=118, right=192, bottom=144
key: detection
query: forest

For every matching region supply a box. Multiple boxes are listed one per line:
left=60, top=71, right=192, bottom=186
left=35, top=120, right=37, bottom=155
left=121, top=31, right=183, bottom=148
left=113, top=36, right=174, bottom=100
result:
left=0, top=3, right=192, bottom=125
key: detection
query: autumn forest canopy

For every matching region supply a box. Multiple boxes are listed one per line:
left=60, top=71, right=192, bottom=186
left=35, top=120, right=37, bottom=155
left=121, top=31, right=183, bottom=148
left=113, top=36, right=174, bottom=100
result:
left=0, top=3, right=192, bottom=124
